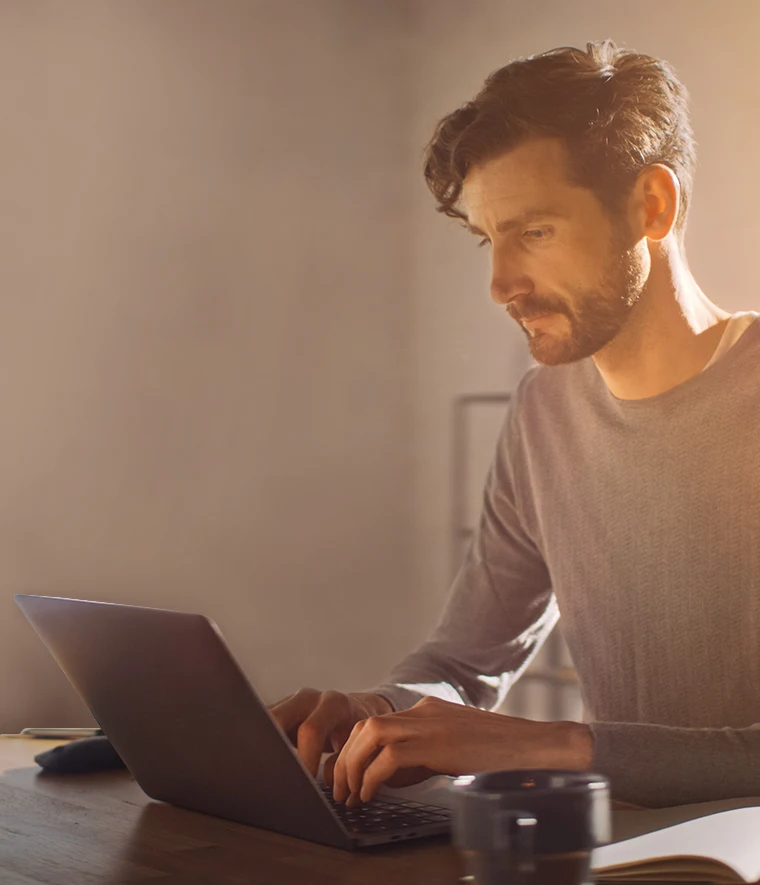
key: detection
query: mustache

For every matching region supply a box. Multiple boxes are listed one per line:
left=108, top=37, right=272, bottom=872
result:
left=506, top=298, right=566, bottom=321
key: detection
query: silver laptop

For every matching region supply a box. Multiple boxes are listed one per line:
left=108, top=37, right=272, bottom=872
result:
left=15, top=594, right=451, bottom=849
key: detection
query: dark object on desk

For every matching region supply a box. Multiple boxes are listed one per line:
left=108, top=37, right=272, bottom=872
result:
left=451, top=770, right=611, bottom=885
left=34, top=735, right=126, bottom=773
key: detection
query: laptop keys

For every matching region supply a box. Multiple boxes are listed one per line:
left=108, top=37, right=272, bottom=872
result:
left=318, top=784, right=451, bottom=833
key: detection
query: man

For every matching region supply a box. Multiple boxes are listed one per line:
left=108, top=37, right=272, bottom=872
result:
left=271, top=40, right=760, bottom=809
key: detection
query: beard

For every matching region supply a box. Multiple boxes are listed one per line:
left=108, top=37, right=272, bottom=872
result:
left=509, top=223, right=648, bottom=367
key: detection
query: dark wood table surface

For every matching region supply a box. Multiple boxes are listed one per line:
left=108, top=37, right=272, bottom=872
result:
left=0, top=737, right=462, bottom=885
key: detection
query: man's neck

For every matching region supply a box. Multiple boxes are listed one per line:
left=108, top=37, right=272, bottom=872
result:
left=592, top=240, right=731, bottom=400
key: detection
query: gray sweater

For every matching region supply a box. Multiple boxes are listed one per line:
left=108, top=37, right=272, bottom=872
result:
left=375, top=317, right=760, bottom=808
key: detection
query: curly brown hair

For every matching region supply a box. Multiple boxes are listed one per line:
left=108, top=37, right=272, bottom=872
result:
left=423, top=40, right=697, bottom=242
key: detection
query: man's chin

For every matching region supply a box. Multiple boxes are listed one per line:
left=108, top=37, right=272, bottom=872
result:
left=526, top=321, right=625, bottom=366
left=527, top=336, right=598, bottom=367
left=519, top=314, right=581, bottom=366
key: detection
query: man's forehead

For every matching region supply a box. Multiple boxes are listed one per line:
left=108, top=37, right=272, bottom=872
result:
left=462, top=177, right=569, bottom=232
left=461, top=140, right=579, bottom=227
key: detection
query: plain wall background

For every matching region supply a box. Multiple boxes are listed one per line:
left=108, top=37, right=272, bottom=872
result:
left=2, top=0, right=759, bottom=731
left=0, top=0, right=418, bottom=731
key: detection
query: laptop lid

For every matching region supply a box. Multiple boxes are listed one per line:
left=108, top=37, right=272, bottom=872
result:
left=15, top=594, right=355, bottom=849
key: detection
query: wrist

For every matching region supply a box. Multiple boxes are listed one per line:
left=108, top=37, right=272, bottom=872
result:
left=352, top=692, right=393, bottom=717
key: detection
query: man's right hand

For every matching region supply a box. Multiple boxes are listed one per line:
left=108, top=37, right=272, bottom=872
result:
left=268, top=688, right=393, bottom=779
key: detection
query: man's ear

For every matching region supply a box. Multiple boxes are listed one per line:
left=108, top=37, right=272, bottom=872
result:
left=630, top=163, right=680, bottom=243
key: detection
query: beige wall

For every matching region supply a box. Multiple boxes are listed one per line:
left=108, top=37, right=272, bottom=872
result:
left=0, top=0, right=418, bottom=731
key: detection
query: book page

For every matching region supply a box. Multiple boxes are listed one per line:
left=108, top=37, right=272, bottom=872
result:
left=612, top=797, right=760, bottom=844
left=593, top=807, right=760, bottom=884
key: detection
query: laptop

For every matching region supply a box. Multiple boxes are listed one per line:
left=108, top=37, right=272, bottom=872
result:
left=14, top=594, right=452, bottom=849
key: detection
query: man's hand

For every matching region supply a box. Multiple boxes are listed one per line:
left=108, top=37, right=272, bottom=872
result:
left=330, top=696, right=594, bottom=805
left=268, top=687, right=393, bottom=777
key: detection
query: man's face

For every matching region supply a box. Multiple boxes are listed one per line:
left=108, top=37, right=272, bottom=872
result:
left=462, top=137, right=648, bottom=365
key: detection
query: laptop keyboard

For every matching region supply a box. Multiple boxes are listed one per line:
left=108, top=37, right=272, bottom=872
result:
left=318, top=784, right=451, bottom=834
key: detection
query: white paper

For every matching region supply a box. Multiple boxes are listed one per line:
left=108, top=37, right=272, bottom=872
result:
left=592, top=806, right=760, bottom=883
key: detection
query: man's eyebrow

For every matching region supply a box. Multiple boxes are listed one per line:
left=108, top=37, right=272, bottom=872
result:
left=465, top=209, right=566, bottom=237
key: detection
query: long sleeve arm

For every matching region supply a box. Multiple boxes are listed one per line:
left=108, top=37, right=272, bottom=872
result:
left=591, top=721, right=760, bottom=807
left=372, top=401, right=556, bottom=712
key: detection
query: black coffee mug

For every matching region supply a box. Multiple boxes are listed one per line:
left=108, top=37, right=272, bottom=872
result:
left=450, top=769, right=611, bottom=885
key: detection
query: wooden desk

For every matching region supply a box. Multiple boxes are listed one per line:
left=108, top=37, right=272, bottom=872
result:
left=0, top=737, right=459, bottom=884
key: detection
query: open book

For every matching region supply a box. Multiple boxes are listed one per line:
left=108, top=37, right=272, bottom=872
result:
left=593, top=804, right=760, bottom=883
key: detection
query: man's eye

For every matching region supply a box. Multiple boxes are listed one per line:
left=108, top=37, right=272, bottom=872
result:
left=478, top=228, right=551, bottom=248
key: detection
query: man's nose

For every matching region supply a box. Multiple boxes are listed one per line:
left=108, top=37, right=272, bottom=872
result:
left=489, top=254, right=533, bottom=307
left=491, top=276, right=533, bottom=307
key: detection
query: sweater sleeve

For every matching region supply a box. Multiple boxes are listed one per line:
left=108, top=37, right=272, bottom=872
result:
left=591, top=721, right=760, bottom=807
left=371, top=392, right=557, bottom=712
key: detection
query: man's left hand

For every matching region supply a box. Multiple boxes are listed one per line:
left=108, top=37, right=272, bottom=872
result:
left=326, top=696, right=593, bottom=805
